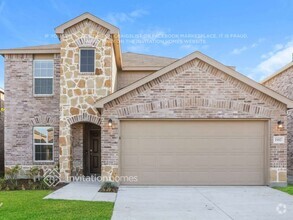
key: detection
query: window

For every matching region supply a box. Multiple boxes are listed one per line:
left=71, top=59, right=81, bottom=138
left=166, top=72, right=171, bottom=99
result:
left=33, top=60, right=54, bottom=95
left=33, top=127, right=54, bottom=161
left=80, top=49, right=95, bottom=73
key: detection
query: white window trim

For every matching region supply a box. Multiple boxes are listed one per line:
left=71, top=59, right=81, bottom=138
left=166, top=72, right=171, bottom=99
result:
left=79, top=48, right=96, bottom=74
left=33, top=126, right=54, bottom=162
left=33, top=60, right=54, bottom=96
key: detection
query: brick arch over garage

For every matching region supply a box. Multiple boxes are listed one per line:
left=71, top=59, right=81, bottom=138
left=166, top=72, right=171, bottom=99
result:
left=67, top=113, right=101, bottom=126
left=116, top=97, right=274, bottom=118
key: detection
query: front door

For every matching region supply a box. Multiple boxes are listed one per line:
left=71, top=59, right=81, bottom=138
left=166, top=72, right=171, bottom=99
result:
left=89, top=129, right=101, bottom=174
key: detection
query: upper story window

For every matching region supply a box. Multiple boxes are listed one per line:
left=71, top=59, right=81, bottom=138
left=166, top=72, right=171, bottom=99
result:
left=80, top=49, right=95, bottom=73
left=33, top=127, right=54, bottom=162
left=33, top=60, right=54, bottom=95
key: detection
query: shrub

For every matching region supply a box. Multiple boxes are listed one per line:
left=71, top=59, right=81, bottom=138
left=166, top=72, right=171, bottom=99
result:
left=0, top=178, right=5, bottom=190
left=6, top=164, right=21, bottom=187
left=28, top=166, right=40, bottom=182
left=98, top=181, right=118, bottom=193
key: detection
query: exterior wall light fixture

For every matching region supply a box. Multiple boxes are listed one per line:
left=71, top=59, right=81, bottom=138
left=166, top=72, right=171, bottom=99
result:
left=108, top=119, right=113, bottom=127
left=277, top=120, right=284, bottom=129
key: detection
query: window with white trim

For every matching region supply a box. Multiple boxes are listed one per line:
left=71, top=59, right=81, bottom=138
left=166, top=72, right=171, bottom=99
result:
left=33, top=60, right=54, bottom=95
left=80, top=49, right=95, bottom=73
left=33, top=127, right=54, bottom=161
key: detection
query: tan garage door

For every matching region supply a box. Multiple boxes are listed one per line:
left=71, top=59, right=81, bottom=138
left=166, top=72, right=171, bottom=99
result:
left=120, top=120, right=266, bottom=185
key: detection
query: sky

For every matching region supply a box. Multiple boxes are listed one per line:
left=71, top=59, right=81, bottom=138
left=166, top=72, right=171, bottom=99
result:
left=0, top=0, right=293, bottom=88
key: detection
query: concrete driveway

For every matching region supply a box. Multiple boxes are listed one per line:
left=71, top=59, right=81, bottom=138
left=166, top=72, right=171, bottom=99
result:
left=112, top=186, right=293, bottom=220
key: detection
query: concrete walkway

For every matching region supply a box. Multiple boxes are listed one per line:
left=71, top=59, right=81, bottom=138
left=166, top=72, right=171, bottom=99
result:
left=44, top=181, right=116, bottom=202
left=112, top=186, right=293, bottom=220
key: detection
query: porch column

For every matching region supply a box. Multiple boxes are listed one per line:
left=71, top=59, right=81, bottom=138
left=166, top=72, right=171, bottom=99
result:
left=101, top=117, right=119, bottom=181
left=59, top=120, right=72, bottom=182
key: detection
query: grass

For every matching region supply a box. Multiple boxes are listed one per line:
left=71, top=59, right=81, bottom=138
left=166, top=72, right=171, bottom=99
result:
left=0, top=190, right=114, bottom=220
left=274, top=185, right=293, bottom=195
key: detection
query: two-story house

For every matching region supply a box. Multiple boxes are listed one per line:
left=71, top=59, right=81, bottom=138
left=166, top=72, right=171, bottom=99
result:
left=0, top=13, right=292, bottom=187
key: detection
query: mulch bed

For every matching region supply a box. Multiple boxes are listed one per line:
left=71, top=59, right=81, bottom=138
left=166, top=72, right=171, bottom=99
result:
left=0, top=179, right=68, bottom=191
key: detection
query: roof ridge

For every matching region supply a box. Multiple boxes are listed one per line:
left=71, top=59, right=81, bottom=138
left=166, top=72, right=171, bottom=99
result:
left=55, top=12, right=119, bottom=35
left=96, top=51, right=293, bottom=109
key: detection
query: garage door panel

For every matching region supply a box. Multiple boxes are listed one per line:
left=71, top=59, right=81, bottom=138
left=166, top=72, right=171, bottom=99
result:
left=120, top=120, right=266, bottom=185
left=121, top=139, right=138, bottom=153
left=123, top=138, right=264, bottom=154
left=121, top=121, right=265, bottom=137
left=122, top=155, right=139, bottom=167
left=209, top=155, right=264, bottom=167
left=122, top=155, right=156, bottom=169
left=139, top=139, right=184, bottom=153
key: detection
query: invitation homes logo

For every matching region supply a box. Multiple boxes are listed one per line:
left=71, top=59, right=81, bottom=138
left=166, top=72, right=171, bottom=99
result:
left=42, top=168, right=138, bottom=186
left=43, top=168, right=61, bottom=187
left=70, top=175, right=138, bottom=183
left=276, top=203, right=287, bottom=215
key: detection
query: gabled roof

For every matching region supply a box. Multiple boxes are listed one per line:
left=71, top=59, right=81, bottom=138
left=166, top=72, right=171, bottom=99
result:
left=55, top=12, right=119, bottom=35
left=96, top=51, right=293, bottom=109
left=122, top=52, right=177, bottom=71
left=55, top=12, right=122, bottom=69
left=0, top=44, right=60, bottom=55
left=260, top=62, right=293, bottom=84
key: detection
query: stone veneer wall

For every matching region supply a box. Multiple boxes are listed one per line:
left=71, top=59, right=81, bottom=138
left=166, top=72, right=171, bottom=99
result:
left=71, top=123, right=84, bottom=176
left=4, top=54, right=60, bottom=175
left=58, top=19, right=112, bottom=180
left=0, top=93, right=4, bottom=175
left=263, top=66, right=293, bottom=177
left=101, top=58, right=288, bottom=185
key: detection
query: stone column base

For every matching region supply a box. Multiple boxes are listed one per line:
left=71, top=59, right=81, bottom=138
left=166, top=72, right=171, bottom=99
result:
left=101, top=165, right=119, bottom=182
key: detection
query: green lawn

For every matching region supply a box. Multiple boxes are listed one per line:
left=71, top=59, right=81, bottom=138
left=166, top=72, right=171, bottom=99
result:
left=0, top=190, right=114, bottom=220
left=274, top=185, right=293, bottom=195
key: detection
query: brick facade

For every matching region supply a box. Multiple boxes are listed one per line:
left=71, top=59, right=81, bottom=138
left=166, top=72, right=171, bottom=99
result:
left=101, top=59, right=288, bottom=185
left=262, top=66, right=293, bottom=177
left=4, top=54, right=60, bottom=174
left=0, top=91, right=4, bottom=175
left=1, top=13, right=290, bottom=186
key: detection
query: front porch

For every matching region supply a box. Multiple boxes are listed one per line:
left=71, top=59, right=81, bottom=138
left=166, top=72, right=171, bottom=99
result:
left=71, top=122, right=101, bottom=177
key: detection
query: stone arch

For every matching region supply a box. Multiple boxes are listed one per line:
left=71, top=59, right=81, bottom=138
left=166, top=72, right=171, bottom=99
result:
left=67, top=113, right=101, bottom=126
left=75, top=36, right=101, bottom=48
left=67, top=113, right=102, bottom=177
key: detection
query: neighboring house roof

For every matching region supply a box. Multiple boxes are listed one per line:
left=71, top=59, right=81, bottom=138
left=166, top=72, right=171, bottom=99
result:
left=122, top=52, right=177, bottom=71
left=0, top=44, right=60, bottom=54
left=260, top=62, right=293, bottom=84
left=95, top=51, right=293, bottom=109
left=0, top=88, right=4, bottom=94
